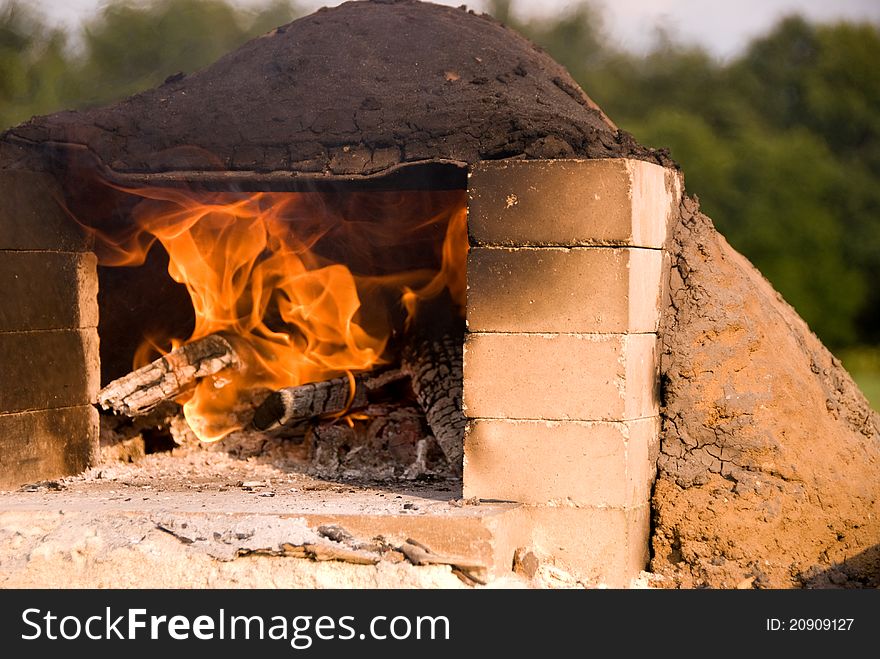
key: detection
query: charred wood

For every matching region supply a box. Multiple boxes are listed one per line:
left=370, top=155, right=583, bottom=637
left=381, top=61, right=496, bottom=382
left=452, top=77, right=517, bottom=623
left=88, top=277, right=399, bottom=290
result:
left=400, top=291, right=466, bottom=473
left=96, top=334, right=239, bottom=416
left=251, top=369, right=408, bottom=431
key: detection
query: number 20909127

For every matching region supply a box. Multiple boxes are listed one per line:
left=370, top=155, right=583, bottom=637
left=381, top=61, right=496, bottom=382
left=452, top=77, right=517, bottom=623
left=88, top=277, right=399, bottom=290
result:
left=766, top=618, right=854, bottom=631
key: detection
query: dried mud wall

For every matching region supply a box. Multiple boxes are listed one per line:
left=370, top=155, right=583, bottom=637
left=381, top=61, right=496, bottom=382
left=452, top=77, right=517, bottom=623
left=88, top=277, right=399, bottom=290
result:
left=653, top=194, right=880, bottom=588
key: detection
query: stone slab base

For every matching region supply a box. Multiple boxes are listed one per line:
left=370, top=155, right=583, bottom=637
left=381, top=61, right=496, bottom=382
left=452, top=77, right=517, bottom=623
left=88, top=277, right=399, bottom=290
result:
left=0, top=473, right=649, bottom=588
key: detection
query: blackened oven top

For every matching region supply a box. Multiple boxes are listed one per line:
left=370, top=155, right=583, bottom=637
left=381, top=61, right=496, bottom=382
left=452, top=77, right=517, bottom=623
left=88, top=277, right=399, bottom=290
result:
left=1, top=0, right=669, bottom=180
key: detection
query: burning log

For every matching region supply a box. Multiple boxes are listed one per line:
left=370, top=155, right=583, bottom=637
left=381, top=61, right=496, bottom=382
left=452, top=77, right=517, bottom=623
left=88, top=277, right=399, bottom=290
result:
left=251, top=369, right=408, bottom=431
left=400, top=291, right=466, bottom=473
left=96, top=334, right=239, bottom=416
left=401, top=333, right=465, bottom=472
left=252, top=293, right=466, bottom=472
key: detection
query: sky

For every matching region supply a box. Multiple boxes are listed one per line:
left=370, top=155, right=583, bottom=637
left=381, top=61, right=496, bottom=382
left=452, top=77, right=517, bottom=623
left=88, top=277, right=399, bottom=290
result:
left=28, top=0, right=880, bottom=60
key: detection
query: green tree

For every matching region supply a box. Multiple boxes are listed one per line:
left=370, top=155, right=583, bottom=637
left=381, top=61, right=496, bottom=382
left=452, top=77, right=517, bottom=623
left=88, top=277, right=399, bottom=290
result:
left=0, top=3, right=69, bottom=128
left=72, top=0, right=300, bottom=107
left=732, top=16, right=880, bottom=343
left=0, top=0, right=302, bottom=126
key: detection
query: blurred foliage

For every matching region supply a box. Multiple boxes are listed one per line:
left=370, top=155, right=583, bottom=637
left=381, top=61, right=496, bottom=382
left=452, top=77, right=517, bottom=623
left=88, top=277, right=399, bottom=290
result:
left=0, top=2, right=69, bottom=128
left=838, top=346, right=880, bottom=410
left=1, top=0, right=879, bottom=352
left=73, top=0, right=298, bottom=106
left=0, top=0, right=300, bottom=125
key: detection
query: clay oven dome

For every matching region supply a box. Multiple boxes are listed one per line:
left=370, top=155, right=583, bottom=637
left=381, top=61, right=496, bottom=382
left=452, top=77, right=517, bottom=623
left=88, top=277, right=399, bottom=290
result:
left=1, top=0, right=667, bottom=184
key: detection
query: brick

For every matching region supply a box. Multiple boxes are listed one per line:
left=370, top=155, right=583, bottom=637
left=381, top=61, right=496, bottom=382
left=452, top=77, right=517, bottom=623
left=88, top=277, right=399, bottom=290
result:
left=0, top=170, right=92, bottom=251
left=463, top=416, right=659, bottom=506
left=0, top=405, right=97, bottom=489
left=466, top=246, right=663, bottom=333
left=467, top=158, right=681, bottom=248
left=462, top=332, right=658, bottom=421
left=0, top=329, right=99, bottom=413
left=519, top=504, right=651, bottom=588
left=0, top=251, right=98, bottom=332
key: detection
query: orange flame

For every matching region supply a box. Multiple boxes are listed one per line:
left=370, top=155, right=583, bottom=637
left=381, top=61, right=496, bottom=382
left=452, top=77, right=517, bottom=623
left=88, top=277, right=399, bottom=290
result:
left=402, top=201, right=467, bottom=324
left=87, top=186, right=468, bottom=441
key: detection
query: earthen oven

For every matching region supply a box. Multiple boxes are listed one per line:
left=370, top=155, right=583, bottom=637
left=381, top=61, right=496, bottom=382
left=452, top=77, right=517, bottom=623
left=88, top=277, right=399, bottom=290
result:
left=0, top=0, right=683, bottom=587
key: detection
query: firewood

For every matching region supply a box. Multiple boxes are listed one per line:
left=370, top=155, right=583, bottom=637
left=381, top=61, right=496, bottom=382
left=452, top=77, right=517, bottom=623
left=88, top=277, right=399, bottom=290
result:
left=96, top=334, right=239, bottom=416
left=251, top=368, right=408, bottom=431
left=400, top=291, right=466, bottom=473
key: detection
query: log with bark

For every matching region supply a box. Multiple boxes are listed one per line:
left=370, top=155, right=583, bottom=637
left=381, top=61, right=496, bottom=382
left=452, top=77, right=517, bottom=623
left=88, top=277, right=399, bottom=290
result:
left=399, top=291, right=466, bottom=472
left=249, top=291, right=466, bottom=472
left=97, top=293, right=466, bottom=473
left=95, top=334, right=239, bottom=416
left=250, top=369, right=408, bottom=431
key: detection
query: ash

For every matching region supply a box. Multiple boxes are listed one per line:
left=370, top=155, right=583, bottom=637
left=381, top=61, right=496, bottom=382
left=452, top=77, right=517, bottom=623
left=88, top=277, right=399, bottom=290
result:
left=99, top=400, right=455, bottom=485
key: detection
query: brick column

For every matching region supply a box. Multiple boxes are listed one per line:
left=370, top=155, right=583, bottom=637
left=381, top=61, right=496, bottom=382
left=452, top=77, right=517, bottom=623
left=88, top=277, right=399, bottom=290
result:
left=463, top=158, right=681, bottom=586
left=0, top=170, right=99, bottom=489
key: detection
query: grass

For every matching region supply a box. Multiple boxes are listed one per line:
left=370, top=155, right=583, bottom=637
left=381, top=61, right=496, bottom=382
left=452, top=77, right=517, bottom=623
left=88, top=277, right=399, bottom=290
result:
left=837, top=345, right=880, bottom=413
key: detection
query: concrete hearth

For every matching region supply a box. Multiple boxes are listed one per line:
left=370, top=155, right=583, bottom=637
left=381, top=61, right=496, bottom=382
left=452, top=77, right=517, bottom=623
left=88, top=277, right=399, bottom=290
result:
left=0, top=449, right=661, bottom=589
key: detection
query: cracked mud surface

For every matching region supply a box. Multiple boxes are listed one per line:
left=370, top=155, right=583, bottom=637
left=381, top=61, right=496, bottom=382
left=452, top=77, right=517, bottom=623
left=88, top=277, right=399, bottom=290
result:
left=652, top=195, right=880, bottom=588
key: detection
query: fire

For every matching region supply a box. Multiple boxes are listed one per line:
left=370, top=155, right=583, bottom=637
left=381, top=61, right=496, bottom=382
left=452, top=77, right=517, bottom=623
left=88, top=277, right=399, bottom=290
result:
left=87, top=186, right=468, bottom=441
